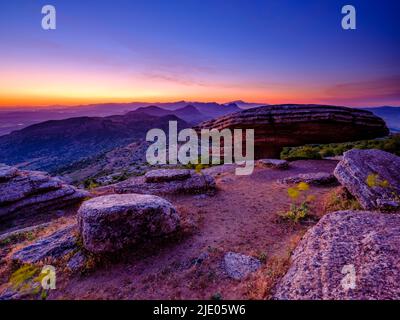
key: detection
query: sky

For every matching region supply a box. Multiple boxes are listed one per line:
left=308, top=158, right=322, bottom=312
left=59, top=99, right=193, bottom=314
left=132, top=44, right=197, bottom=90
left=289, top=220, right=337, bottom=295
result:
left=0, top=0, right=399, bottom=107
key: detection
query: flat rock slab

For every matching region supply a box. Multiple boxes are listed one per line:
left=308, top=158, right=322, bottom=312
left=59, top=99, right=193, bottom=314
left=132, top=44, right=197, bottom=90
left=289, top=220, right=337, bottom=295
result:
left=334, top=149, right=400, bottom=211
left=114, top=171, right=216, bottom=195
left=145, top=169, right=192, bottom=183
left=12, top=225, right=77, bottom=265
left=257, top=159, right=289, bottom=169
left=0, top=164, right=89, bottom=218
left=78, top=194, right=180, bottom=254
left=274, top=210, right=400, bottom=300
left=223, top=252, right=261, bottom=280
left=279, top=172, right=338, bottom=186
left=0, top=164, right=18, bottom=181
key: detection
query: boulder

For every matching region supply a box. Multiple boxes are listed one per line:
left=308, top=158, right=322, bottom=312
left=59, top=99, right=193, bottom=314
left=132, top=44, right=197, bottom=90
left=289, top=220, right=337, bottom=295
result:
left=195, top=104, right=389, bottom=159
left=273, top=210, right=400, bottom=300
left=12, top=225, right=77, bottom=265
left=223, top=252, right=262, bottom=280
left=0, top=164, right=89, bottom=219
left=334, top=149, right=400, bottom=211
left=78, top=194, right=180, bottom=254
left=256, top=159, right=289, bottom=169
left=280, top=172, right=338, bottom=186
left=111, top=170, right=216, bottom=195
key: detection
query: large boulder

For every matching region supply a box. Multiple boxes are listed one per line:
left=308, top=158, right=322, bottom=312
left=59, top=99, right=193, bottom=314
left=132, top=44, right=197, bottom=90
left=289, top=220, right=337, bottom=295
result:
left=0, top=164, right=89, bottom=219
left=109, top=169, right=216, bottom=195
left=78, top=194, right=180, bottom=254
left=195, top=104, right=389, bottom=159
left=334, top=149, right=400, bottom=211
left=274, top=210, right=400, bottom=300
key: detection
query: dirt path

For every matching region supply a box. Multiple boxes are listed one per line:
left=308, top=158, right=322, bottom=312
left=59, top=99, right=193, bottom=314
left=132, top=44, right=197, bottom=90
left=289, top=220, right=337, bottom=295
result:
left=49, top=160, right=338, bottom=300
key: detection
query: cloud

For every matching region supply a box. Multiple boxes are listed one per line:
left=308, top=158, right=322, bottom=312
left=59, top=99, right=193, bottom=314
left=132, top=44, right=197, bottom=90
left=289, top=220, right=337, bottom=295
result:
left=323, top=76, right=400, bottom=104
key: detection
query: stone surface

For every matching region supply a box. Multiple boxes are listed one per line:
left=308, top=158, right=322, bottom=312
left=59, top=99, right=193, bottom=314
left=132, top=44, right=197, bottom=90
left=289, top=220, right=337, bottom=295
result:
left=109, top=170, right=216, bottom=195
left=67, top=252, right=87, bottom=273
left=145, top=169, right=192, bottom=183
left=280, top=172, right=338, bottom=186
left=334, top=149, right=400, bottom=211
left=223, top=252, right=261, bottom=280
left=78, top=194, right=180, bottom=254
left=0, top=164, right=89, bottom=218
left=0, top=164, right=18, bottom=181
left=257, top=159, right=289, bottom=169
left=195, top=104, right=389, bottom=159
left=12, top=225, right=77, bottom=264
left=274, top=210, right=400, bottom=300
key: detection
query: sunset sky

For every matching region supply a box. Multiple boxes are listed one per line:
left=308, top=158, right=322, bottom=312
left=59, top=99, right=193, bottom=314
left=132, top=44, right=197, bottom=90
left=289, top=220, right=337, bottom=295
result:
left=0, top=0, right=399, bottom=107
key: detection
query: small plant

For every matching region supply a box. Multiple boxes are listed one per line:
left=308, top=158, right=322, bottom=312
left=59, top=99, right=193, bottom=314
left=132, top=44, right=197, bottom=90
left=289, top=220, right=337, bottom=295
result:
left=9, top=264, right=49, bottom=299
left=281, top=202, right=310, bottom=223
left=280, top=182, right=315, bottom=223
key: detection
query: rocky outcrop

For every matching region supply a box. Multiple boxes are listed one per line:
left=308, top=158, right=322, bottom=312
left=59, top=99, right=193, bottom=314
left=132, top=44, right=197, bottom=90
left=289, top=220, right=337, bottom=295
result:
left=12, top=225, right=77, bottom=265
left=280, top=172, right=338, bottom=186
left=105, top=169, right=216, bottom=195
left=78, top=194, right=180, bottom=254
left=223, top=252, right=261, bottom=280
left=145, top=169, right=192, bottom=183
left=334, top=149, right=400, bottom=211
left=196, top=104, right=389, bottom=159
left=274, top=210, right=400, bottom=300
left=0, top=164, right=89, bottom=219
left=256, top=159, right=289, bottom=169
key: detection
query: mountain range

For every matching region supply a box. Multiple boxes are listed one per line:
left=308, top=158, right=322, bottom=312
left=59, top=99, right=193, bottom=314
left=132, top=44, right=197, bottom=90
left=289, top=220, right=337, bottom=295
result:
left=0, top=101, right=241, bottom=136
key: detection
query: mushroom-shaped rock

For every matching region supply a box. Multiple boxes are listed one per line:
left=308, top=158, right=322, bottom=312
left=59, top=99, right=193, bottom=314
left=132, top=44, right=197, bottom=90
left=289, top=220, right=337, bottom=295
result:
left=273, top=210, right=400, bottom=300
left=334, top=149, right=400, bottom=211
left=195, top=104, right=389, bottom=159
left=78, top=194, right=180, bottom=254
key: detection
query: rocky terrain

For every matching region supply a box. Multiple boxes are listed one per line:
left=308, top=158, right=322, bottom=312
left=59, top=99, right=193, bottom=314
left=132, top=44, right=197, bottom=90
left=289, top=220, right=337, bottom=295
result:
left=196, top=104, right=389, bottom=159
left=0, top=113, right=188, bottom=173
left=0, top=164, right=88, bottom=225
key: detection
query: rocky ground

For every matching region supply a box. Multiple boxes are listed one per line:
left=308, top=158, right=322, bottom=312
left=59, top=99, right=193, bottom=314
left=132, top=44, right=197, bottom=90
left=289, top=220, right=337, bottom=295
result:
left=0, top=160, right=339, bottom=300
left=1, top=149, right=399, bottom=300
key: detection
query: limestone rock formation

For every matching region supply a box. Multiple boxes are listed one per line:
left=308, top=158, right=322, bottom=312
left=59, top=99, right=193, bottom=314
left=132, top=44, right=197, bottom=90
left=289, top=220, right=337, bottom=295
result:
left=334, top=149, right=400, bottom=211
left=256, top=159, right=289, bottom=169
left=273, top=210, right=400, bottom=300
left=279, top=172, right=338, bottom=186
left=12, top=225, right=77, bottom=264
left=78, top=194, right=180, bottom=254
left=104, top=169, right=216, bottom=195
left=145, top=169, right=192, bottom=183
left=0, top=164, right=89, bottom=219
left=195, top=104, right=389, bottom=159
left=223, top=252, right=262, bottom=280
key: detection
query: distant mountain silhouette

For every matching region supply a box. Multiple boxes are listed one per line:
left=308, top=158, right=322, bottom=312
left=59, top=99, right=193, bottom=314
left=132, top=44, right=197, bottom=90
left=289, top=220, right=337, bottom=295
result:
left=0, top=113, right=189, bottom=173
left=133, top=105, right=209, bottom=124
left=226, top=100, right=266, bottom=109
left=0, top=101, right=240, bottom=136
left=364, top=106, right=400, bottom=132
